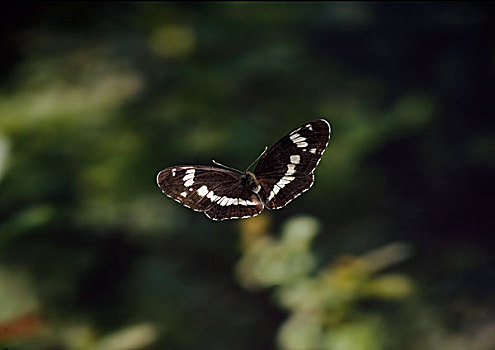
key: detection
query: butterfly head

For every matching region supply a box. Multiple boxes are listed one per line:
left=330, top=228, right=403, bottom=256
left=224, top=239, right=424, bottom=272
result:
left=243, top=171, right=261, bottom=193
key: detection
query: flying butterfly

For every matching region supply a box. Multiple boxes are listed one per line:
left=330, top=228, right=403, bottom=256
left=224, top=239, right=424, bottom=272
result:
left=156, top=119, right=331, bottom=221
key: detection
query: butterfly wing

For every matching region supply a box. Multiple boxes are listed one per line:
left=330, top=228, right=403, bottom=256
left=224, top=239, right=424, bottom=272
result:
left=254, top=119, right=331, bottom=209
left=204, top=185, right=264, bottom=221
left=157, top=166, right=264, bottom=221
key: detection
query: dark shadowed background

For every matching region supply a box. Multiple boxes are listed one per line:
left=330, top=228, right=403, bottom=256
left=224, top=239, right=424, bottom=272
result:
left=0, top=3, right=494, bottom=350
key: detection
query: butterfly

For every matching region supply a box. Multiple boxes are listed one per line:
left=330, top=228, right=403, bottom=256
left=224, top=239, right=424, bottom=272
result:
left=156, top=119, right=331, bottom=221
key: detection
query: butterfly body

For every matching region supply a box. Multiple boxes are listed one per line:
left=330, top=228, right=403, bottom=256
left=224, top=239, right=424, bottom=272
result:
left=157, top=119, right=331, bottom=221
left=243, top=171, right=262, bottom=193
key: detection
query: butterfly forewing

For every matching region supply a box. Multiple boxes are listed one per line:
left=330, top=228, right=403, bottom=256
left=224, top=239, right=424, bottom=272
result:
left=254, top=119, right=331, bottom=209
left=157, top=166, right=263, bottom=221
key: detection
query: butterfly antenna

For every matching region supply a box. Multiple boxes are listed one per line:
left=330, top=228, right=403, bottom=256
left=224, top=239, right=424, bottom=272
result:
left=246, top=146, right=268, bottom=172
left=212, top=159, right=243, bottom=174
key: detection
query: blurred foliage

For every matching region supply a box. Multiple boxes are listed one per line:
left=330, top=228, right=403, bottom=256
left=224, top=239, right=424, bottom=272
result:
left=238, top=216, right=414, bottom=350
left=0, top=2, right=494, bottom=350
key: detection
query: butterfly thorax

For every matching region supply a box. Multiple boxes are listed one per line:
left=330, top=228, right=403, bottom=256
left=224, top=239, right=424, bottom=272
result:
left=243, top=171, right=261, bottom=193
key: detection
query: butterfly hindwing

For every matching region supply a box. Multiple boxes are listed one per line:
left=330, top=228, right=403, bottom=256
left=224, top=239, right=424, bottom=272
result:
left=156, top=166, right=264, bottom=221
left=254, top=119, right=331, bottom=209
left=258, top=173, right=315, bottom=210
left=204, top=185, right=264, bottom=221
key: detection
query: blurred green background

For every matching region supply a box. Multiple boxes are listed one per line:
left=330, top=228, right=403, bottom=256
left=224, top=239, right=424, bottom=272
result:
left=0, top=3, right=494, bottom=350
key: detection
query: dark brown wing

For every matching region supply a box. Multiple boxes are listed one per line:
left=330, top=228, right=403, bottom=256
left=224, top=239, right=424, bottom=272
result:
left=156, top=165, right=263, bottom=221
left=204, top=185, right=264, bottom=221
left=254, top=119, right=331, bottom=209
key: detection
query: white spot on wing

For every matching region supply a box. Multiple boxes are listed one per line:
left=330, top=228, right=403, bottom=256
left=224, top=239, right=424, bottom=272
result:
left=218, top=196, right=228, bottom=206
left=292, top=136, right=306, bottom=143
left=207, top=193, right=257, bottom=207
left=183, top=173, right=194, bottom=181
left=286, top=164, right=296, bottom=175
left=290, top=155, right=300, bottom=164
left=290, top=133, right=300, bottom=141
left=207, top=191, right=219, bottom=201
left=273, top=176, right=296, bottom=191
left=180, top=191, right=187, bottom=197
left=290, top=133, right=308, bottom=148
left=310, top=148, right=317, bottom=154
left=197, top=185, right=208, bottom=197
left=183, top=169, right=195, bottom=187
